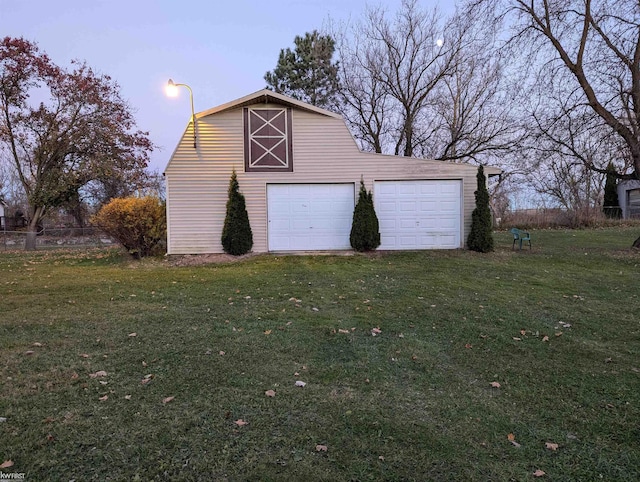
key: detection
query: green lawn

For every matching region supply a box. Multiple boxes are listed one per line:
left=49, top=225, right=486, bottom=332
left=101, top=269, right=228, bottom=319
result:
left=1, top=227, right=639, bottom=481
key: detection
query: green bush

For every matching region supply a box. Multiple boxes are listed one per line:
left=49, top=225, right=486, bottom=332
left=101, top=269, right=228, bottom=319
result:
left=221, top=170, right=253, bottom=255
left=92, top=196, right=166, bottom=258
left=350, top=178, right=380, bottom=252
left=467, top=166, right=494, bottom=253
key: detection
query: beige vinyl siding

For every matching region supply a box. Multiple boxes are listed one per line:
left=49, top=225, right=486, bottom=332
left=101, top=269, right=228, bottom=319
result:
left=165, top=101, right=496, bottom=254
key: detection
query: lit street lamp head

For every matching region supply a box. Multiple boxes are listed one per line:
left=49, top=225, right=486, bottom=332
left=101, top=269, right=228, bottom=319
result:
left=165, top=78, right=179, bottom=97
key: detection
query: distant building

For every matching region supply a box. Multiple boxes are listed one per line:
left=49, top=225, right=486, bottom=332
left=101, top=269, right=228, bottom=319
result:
left=617, top=179, right=640, bottom=219
left=0, top=199, right=6, bottom=229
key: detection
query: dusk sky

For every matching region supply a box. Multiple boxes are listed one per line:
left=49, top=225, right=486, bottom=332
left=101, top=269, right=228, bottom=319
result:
left=0, top=0, right=452, bottom=173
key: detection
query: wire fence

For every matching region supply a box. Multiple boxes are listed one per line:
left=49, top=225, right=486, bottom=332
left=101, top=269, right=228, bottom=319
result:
left=0, top=226, right=116, bottom=251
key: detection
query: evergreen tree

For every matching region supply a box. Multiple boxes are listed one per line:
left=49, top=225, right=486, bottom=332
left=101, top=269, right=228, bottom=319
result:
left=264, top=30, right=340, bottom=109
left=467, top=166, right=494, bottom=252
left=221, top=170, right=253, bottom=255
left=603, top=162, right=621, bottom=219
left=350, top=178, right=381, bottom=252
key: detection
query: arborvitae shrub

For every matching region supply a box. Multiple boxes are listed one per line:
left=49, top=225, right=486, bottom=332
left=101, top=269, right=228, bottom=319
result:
left=603, top=162, right=621, bottom=219
left=92, top=196, right=166, bottom=259
left=221, top=170, right=253, bottom=255
left=350, top=179, right=380, bottom=252
left=467, top=165, right=494, bottom=253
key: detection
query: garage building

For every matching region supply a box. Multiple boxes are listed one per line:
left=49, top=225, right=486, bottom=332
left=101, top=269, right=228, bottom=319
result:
left=164, top=89, right=500, bottom=254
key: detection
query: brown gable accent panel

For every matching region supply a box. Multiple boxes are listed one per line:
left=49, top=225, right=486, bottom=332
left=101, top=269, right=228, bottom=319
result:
left=244, top=107, right=293, bottom=172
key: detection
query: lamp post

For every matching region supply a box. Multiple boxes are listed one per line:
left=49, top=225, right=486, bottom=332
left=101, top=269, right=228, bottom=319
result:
left=166, top=79, right=197, bottom=148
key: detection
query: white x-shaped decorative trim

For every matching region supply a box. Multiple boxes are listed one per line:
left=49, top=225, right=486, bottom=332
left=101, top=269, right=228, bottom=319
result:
left=249, top=109, right=289, bottom=168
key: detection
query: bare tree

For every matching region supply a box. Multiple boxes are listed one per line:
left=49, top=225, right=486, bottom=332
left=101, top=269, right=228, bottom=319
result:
left=471, top=0, right=640, bottom=245
left=333, top=0, right=524, bottom=173
left=523, top=79, right=629, bottom=219
left=333, top=0, right=460, bottom=157
left=420, top=5, right=526, bottom=165
left=371, top=0, right=459, bottom=157
left=0, top=152, right=27, bottom=216
left=331, top=20, right=393, bottom=153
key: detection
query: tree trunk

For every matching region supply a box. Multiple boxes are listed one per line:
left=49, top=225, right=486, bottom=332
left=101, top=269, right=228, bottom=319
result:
left=24, top=230, right=37, bottom=251
left=24, top=206, right=44, bottom=251
left=633, top=234, right=640, bottom=249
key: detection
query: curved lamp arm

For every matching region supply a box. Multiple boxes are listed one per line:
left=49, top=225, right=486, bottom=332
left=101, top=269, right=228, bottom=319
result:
left=167, top=79, right=197, bottom=149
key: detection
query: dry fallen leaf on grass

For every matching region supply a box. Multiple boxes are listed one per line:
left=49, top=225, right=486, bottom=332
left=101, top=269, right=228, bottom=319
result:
left=265, top=390, right=276, bottom=397
left=0, top=460, right=13, bottom=469
left=545, top=442, right=558, bottom=450
left=80, top=353, right=90, bottom=358
left=128, top=332, right=137, bottom=337
left=512, top=337, right=522, bottom=341
left=338, top=329, right=350, bottom=334
left=162, top=396, right=175, bottom=404
left=295, top=380, right=307, bottom=387
left=33, top=342, right=43, bottom=347
left=315, top=444, right=328, bottom=452
left=264, top=329, right=272, bottom=335
left=533, top=469, right=546, bottom=477
left=542, top=335, right=550, bottom=342
left=234, top=419, right=248, bottom=427
left=465, top=343, right=472, bottom=349
left=99, top=395, right=108, bottom=401
left=507, top=433, right=521, bottom=447
left=89, top=371, right=108, bottom=378
left=24, top=350, right=35, bottom=356
left=141, top=374, right=154, bottom=385
left=124, top=395, right=132, bottom=400
left=490, top=381, right=501, bottom=388
left=371, top=327, right=382, bottom=336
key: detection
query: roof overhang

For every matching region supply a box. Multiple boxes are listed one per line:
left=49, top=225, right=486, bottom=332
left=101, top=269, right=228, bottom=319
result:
left=196, top=89, right=343, bottom=120
left=484, top=165, right=502, bottom=177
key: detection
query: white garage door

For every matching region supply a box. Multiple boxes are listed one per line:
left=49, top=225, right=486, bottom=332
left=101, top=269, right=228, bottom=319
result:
left=375, top=180, right=462, bottom=249
left=267, top=184, right=354, bottom=251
